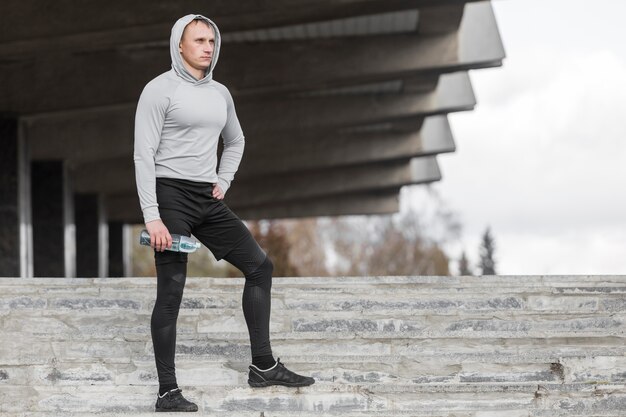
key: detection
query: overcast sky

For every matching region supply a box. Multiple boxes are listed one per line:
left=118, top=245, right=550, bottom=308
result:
left=405, top=0, right=626, bottom=275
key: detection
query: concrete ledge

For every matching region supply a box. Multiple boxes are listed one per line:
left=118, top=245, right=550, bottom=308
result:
left=0, top=383, right=624, bottom=414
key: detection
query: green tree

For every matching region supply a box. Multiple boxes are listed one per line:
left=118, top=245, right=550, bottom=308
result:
left=478, top=227, right=497, bottom=275
left=458, top=251, right=473, bottom=276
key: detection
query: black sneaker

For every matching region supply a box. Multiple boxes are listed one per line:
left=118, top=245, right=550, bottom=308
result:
left=155, top=388, right=198, bottom=412
left=248, top=357, right=315, bottom=388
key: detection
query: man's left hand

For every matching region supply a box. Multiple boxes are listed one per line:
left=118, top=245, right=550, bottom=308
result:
left=212, top=184, right=224, bottom=200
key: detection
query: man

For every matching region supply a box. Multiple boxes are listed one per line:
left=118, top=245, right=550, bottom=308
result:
left=134, top=14, right=315, bottom=413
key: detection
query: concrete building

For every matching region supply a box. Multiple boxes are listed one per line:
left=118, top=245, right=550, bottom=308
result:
left=0, top=0, right=505, bottom=277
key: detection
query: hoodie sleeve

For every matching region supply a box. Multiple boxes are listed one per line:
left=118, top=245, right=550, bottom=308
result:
left=133, top=81, right=169, bottom=224
left=216, top=84, right=245, bottom=195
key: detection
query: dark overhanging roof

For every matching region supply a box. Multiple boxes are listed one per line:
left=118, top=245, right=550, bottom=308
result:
left=0, top=0, right=505, bottom=221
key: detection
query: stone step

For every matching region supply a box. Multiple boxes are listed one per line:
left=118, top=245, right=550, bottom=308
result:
left=4, top=356, right=626, bottom=387
left=3, top=292, right=624, bottom=315
left=2, top=276, right=625, bottom=415
left=3, top=332, right=624, bottom=361
left=2, top=407, right=520, bottom=417
left=12, top=342, right=626, bottom=363
left=0, top=383, right=624, bottom=415
left=3, top=335, right=625, bottom=382
left=0, top=275, right=624, bottom=284
left=3, top=309, right=623, bottom=341
left=3, top=280, right=625, bottom=291
left=4, top=308, right=625, bottom=331
left=0, top=413, right=621, bottom=417
left=2, top=412, right=520, bottom=417
left=3, top=292, right=625, bottom=315
left=0, top=361, right=566, bottom=386
left=1, top=276, right=625, bottom=292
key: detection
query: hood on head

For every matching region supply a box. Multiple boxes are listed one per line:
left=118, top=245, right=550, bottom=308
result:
left=170, top=14, right=221, bottom=85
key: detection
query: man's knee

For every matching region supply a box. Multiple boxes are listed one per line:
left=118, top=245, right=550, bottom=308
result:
left=245, top=254, right=273, bottom=290
left=262, top=255, right=274, bottom=279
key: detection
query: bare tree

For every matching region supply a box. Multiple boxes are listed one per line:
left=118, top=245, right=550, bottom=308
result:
left=325, top=208, right=451, bottom=276
left=131, top=184, right=462, bottom=278
left=283, top=217, right=330, bottom=277
left=248, top=220, right=299, bottom=277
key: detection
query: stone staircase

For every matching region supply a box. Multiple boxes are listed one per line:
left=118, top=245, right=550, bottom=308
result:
left=1, top=275, right=625, bottom=416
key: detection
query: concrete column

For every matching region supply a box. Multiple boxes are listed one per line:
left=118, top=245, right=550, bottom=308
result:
left=0, top=115, right=32, bottom=277
left=123, top=224, right=133, bottom=277
left=0, top=116, right=20, bottom=276
left=31, top=161, right=75, bottom=277
left=74, top=193, right=99, bottom=277
left=107, top=221, right=124, bottom=277
left=98, top=196, right=108, bottom=278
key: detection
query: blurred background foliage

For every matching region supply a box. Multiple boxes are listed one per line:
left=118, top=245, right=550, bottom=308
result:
left=130, top=187, right=463, bottom=277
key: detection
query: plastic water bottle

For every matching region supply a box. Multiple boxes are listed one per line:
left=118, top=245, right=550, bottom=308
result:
left=139, top=230, right=201, bottom=253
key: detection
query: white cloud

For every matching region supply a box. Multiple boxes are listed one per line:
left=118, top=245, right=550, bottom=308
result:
left=408, top=2, right=626, bottom=274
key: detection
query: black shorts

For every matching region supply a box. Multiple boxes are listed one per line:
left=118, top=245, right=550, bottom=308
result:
left=154, top=177, right=254, bottom=265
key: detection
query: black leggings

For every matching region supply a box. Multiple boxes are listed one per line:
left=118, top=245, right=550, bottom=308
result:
left=150, top=177, right=274, bottom=386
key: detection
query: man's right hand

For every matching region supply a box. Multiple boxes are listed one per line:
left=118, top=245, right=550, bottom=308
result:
left=145, top=219, right=172, bottom=252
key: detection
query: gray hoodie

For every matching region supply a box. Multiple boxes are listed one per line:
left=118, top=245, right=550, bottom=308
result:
left=133, top=14, right=245, bottom=224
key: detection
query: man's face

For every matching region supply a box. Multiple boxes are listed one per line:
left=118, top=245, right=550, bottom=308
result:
left=179, top=21, right=215, bottom=73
